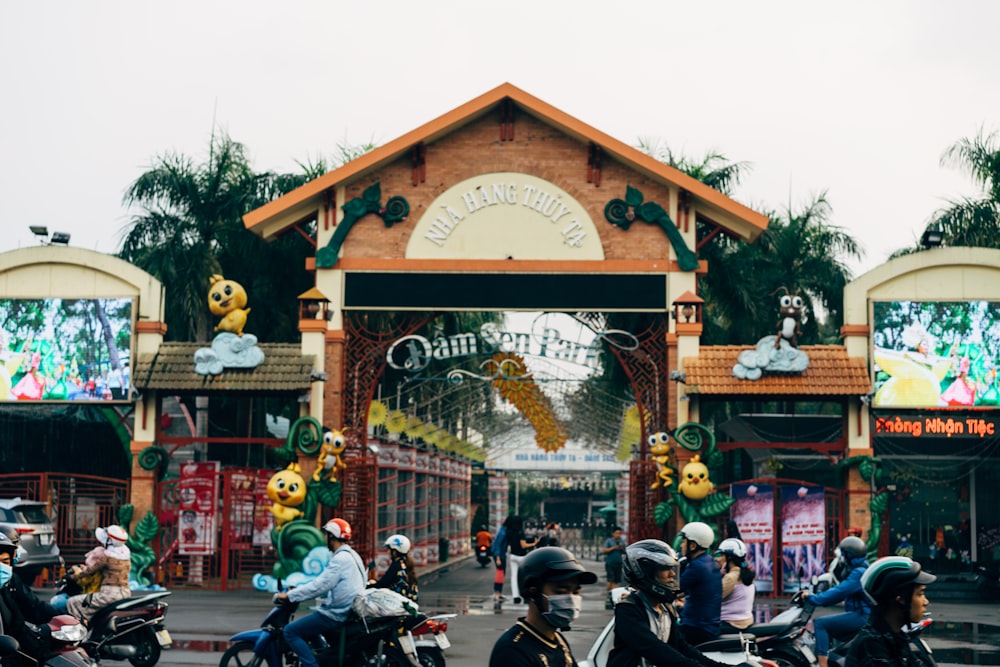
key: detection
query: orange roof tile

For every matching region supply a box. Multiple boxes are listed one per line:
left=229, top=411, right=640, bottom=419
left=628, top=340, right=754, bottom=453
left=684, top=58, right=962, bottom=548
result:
left=683, top=345, right=872, bottom=396
left=243, top=83, right=768, bottom=242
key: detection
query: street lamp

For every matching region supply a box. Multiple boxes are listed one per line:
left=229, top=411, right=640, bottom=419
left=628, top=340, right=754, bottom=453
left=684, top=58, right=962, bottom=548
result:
left=28, top=226, right=71, bottom=245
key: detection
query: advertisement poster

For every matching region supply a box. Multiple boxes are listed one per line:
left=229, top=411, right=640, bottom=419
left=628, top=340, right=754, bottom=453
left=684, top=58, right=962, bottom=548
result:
left=780, top=484, right=826, bottom=593
left=178, top=461, right=220, bottom=556
left=225, top=468, right=260, bottom=549
left=730, top=483, right=774, bottom=593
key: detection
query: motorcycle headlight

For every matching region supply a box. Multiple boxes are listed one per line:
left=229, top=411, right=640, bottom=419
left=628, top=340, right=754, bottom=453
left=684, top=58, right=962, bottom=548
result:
left=53, top=623, right=88, bottom=643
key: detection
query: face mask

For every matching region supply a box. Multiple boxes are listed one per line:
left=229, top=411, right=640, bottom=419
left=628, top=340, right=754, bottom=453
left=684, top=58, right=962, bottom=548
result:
left=542, top=593, right=581, bottom=628
left=0, top=563, right=12, bottom=588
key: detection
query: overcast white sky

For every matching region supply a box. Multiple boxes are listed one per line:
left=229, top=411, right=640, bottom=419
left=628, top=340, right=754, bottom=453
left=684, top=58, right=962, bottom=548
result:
left=3, top=1, right=998, bottom=277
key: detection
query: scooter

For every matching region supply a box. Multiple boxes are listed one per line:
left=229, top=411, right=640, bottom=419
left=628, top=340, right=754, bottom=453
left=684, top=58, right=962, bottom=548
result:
left=408, top=613, right=454, bottom=667
left=54, top=578, right=173, bottom=667
left=1, top=615, right=98, bottom=667
left=476, top=544, right=491, bottom=568
left=219, top=592, right=420, bottom=667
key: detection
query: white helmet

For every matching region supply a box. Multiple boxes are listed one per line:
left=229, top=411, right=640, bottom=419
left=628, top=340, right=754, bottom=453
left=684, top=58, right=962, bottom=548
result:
left=679, top=521, right=715, bottom=549
left=96, top=525, right=128, bottom=545
left=715, top=538, right=747, bottom=560
left=385, top=534, right=411, bottom=555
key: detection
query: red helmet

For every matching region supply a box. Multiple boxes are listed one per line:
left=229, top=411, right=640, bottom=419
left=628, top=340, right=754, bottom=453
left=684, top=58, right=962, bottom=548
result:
left=322, top=518, right=352, bottom=541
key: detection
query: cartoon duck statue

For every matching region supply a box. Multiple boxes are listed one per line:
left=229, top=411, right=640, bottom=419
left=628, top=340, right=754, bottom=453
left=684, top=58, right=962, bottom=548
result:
left=678, top=454, right=715, bottom=500
left=266, top=464, right=308, bottom=528
left=208, top=274, right=251, bottom=337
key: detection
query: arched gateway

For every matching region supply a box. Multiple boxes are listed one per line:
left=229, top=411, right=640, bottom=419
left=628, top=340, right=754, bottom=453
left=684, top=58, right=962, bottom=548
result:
left=244, top=83, right=769, bottom=558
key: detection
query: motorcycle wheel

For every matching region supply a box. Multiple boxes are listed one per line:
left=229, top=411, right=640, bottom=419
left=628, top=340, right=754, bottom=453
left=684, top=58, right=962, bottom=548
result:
left=219, top=640, right=273, bottom=667
left=416, top=646, right=445, bottom=667
left=128, top=627, right=162, bottom=667
left=762, top=648, right=812, bottom=667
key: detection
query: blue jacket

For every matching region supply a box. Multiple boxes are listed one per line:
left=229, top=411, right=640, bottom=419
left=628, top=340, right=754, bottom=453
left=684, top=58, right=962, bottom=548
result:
left=810, top=558, right=871, bottom=616
left=679, top=551, right=721, bottom=635
left=287, top=544, right=366, bottom=622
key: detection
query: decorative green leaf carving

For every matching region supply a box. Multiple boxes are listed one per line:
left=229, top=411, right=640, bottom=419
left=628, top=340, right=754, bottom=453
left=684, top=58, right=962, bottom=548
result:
left=138, top=446, right=169, bottom=481
left=700, top=492, right=737, bottom=517
left=604, top=186, right=700, bottom=271
left=654, top=500, right=675, bottom=526
left=316, top=182, right=410, bottom=268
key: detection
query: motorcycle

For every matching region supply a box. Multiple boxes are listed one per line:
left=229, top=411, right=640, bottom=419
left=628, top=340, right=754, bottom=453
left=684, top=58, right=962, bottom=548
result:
left=579, top=589, right=781, bottom=667
left=408, top=613, right=454, bottom=667
left=219, top=593, right=421, bottom=667
left=475, top=545, right=491, bottom=568
left=54, top=578, right=172, bottom=667
left=0, top=614, right=98, bottom=667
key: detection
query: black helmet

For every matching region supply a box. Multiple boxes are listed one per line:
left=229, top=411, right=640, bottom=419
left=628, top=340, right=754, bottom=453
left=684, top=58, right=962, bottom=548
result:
left=862, top=556, right=936, bottom=606
left=838, top=536, right=867, bottom=559
left=518, top=547, right=597, bottom=601
left=623, top=539, right=680, bottom=602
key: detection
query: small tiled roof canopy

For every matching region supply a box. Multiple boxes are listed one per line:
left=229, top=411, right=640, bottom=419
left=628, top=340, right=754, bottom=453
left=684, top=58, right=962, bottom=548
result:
left=683, top=345, right=872, bottom=396
left=133, top=343, right=315, bottom=394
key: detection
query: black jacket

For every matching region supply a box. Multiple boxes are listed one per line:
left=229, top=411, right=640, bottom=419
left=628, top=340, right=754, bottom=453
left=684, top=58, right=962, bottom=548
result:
left=609, top=590, right=730, bottom=667
left=846, top=614, right=935, bottom=667
left=0, top=573, right=57, bottom=661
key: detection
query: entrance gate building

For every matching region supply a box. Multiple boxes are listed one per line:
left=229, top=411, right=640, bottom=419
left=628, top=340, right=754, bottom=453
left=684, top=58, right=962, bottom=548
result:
left=244, top=83, right=769, bottom=561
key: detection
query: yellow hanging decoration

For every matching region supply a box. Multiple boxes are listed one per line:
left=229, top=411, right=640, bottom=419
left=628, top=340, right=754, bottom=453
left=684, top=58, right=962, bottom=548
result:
left=385, top=410, right=408, bottom=433
left=368, top=400, right=388, bottom=426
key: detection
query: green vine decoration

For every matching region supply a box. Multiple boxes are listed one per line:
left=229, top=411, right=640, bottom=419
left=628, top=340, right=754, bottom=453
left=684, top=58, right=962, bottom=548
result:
left=137, top=446, right=169, bottom=481
left=652, top=421, right=735, bottom=537
left=604, top=185, right=700, bottom=271
left=836, top=454, right=884, bottom=559
left=316, top=182, right=410, bottom=268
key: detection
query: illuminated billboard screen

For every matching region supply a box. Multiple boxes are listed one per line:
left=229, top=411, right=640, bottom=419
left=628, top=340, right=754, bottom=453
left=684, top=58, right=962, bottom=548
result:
left=0, top=298, right=134, bottom=402
left=872, top=300, right=1000, bottom=408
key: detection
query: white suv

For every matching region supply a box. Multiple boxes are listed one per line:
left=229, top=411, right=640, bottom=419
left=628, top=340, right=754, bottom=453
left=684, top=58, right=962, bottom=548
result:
left=0, top=498, right=62, bottom=581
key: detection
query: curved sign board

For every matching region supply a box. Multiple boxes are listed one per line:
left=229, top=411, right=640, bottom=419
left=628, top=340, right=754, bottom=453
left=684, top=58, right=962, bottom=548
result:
left=406, top=172, right=604, bottom=260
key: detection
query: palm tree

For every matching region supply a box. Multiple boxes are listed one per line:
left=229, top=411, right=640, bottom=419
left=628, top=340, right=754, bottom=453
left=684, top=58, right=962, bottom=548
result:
left=921, top=127, right=1000, bottom=248
left=120, top=132, right=284, bottom=342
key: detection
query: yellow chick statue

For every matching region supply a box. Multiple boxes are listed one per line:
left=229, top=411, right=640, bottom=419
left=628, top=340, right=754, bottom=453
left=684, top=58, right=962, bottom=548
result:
left=208, top=274, right=251, bottom=336
left=266, top=465, right=307, bottom=528
left=648, top=431, right=675, bottom=489
left=678, top=454, right=715, bottom=500
left=314, top=428, right=348, bottom=483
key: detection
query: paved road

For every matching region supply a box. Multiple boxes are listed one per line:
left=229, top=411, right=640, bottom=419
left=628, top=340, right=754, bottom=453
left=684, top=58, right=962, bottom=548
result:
left=83, top=556, right=1000, bottom=666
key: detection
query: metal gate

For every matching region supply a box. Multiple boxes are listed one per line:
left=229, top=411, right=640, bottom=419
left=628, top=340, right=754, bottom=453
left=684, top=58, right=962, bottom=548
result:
left=0, top=472, right=129, bottom=585
left=155, top=467, right=275, bottom=590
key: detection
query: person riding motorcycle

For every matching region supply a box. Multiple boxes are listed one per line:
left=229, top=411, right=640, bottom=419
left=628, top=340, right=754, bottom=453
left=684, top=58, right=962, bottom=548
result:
left=678, top=521, right=722, bottom=645
left=489, top=546, right=598, bottom=667
left=369, top=534, right=419, bottom=602
left=716, top=538, right=756, bottom=634
left=609, top=539, right=734, bottom=667
left=846, top=556, right=936, bottom=667
left=801, top=536, right=871, bottom=667
left=275, top=518, right=367, bottom=667
left=65, top=525, right=132, bottom=623
left=0, top=531, right=58, bottom=665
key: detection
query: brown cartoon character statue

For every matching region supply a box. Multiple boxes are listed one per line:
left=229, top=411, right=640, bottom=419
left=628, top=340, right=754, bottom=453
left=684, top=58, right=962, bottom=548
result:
left=775, top=288, right=804, bottom=349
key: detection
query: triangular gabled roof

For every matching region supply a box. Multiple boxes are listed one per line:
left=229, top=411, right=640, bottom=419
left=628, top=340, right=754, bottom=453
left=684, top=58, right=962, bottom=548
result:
left=244, top=82, right=768, bottom=242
